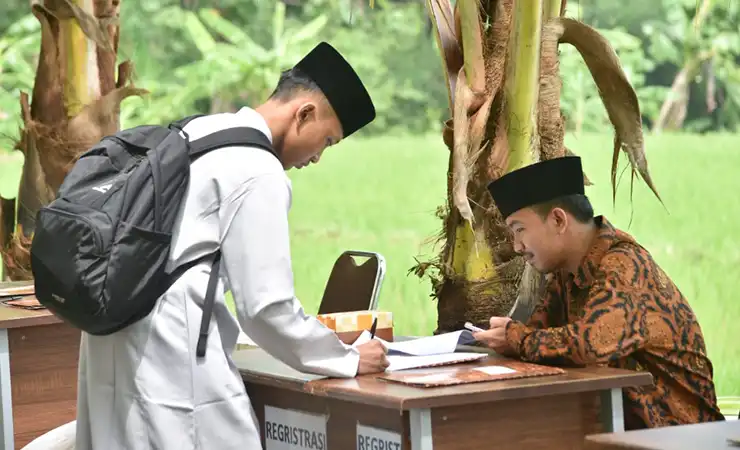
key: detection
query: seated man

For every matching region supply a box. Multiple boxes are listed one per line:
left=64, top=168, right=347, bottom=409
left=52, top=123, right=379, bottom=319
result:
left=473, top=156, right=725, bottom=430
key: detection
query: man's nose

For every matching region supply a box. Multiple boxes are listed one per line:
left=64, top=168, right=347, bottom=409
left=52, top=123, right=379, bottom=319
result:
left=512, top=238, right=525, bottom=254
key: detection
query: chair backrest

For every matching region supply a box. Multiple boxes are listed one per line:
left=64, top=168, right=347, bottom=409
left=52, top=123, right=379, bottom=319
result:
left=317, top=251, right=386, bottom=315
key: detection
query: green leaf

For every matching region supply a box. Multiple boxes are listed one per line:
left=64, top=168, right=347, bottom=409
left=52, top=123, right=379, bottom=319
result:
left=273, top=2, right=286, bottom=47
left=287, top=14, right=329, bottom=47
left=647, top=32, right=682, bottom=65
left=183, top=11, right=216, bottom=55
left=6, top=14, right=39, bottom=37
left=0, top=151, right=24, bottom=199
left=198, top=9, right=269, bottom=59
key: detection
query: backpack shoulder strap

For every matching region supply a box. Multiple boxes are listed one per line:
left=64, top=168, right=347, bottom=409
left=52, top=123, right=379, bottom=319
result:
left=165, top=124, right=276, bottom=359
left=196, top=250, right=221, bottom=358
left=167, top=250, right=221, bottom=359
left=170, top=114, right=206, bottom=131
left=188, top=127, right=276, bottom=160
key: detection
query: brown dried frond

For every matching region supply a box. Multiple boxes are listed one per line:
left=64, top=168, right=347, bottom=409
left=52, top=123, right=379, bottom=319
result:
left=0, top=199, right=16, bottom=269
left=550, top=17, right=663, bottom=206
left=2, top=226, right=33, bottom=281
left=427, top=0, right=463, bottom=111
left=486, top=109, right=510, bottom=181
left=451, top=67, right=476, bottom=225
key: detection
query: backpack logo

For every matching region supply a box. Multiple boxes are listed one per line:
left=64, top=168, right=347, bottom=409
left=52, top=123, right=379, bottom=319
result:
left=92, top=182, right=114, bottom=193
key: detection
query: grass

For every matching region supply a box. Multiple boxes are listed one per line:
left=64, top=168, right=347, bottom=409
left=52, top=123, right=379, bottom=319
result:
left=2, top=131, right=738, bottom=415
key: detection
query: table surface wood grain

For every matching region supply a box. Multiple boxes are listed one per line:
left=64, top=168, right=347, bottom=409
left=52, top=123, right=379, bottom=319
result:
left=236, top=346, right=653, bottom=410
left=0, top=281, right=59, bottom=329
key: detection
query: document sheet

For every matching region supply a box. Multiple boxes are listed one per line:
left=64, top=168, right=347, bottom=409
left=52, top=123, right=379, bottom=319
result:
left=352, top=330, right=486, bottom=372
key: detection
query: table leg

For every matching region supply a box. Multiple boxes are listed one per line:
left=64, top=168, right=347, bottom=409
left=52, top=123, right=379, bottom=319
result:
left=409, top=408, right=433, bottom=450
left=599, top=388, right=624, bottom=432
left=0, top=329, right=15, bottom=450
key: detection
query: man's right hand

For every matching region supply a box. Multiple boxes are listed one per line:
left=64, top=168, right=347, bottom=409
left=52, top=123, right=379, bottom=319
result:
left=356, top=340, right=389, bottom=375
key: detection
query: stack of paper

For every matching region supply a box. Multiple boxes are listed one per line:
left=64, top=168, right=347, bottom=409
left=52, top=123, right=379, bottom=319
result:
left=352, top=330, right=487, bottom=372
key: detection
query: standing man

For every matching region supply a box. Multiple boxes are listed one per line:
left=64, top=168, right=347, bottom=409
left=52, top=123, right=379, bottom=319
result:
left=474, top=156, right=725, bottom=430
left=75, top=42, right=389, bottom=449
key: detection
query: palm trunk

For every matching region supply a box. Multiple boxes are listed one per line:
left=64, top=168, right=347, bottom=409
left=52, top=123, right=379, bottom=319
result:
left=417, top=0, right=662, bottom=333
left=0, top=0, right=144, bottom=280
left=652, top=0, right=714, bottom=133
left=652, top=51, right=714, bottom=132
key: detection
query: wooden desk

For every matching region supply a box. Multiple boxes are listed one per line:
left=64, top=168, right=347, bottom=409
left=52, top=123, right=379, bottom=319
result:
left=237, top=347, right=653, bottom=449
left=0, top=282, right=80, bottom=449
left=585, top=420, right=740, bottom=449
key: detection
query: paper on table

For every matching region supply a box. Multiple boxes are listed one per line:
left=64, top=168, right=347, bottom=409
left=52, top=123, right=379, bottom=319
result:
left=352, top=330, right=477, bottom=356
left=473, top=365, right=517, bottom=376
left=386, top=353, right=487, bottom=372
left=352, top=332, right=487, bottom=372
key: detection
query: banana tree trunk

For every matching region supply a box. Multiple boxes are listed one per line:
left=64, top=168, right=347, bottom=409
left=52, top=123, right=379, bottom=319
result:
left=0, top=0, right=144, bottom=280
left=417, top=0, right=662, bottom=333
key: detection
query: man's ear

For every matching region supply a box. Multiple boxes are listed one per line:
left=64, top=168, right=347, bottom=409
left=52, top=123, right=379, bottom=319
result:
left=550, top=207, right=569, bottom=234
left=295, top=102, right=317, bottom=132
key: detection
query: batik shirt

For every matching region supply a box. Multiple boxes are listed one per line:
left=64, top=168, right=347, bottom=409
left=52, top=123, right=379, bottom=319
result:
left=505, top=216, right=725, bottom=429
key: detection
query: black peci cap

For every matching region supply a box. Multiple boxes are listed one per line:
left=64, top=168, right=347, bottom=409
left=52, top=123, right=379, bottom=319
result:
left=487, top=156, right=586, bottom=219
left=294, top=42, right=376, bottom=138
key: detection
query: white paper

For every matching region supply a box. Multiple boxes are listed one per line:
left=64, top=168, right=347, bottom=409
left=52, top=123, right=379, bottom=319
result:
left=386, top=352, right=487, bottom=372
left=474, top=365, right=517, bottom=376
left=264, top=405, right=327, bottom=450
left=356, top=424, right=402, bottom=450
left=400, top=373, right=455, bottom=384
left=352, top=330, right=475, bottom=356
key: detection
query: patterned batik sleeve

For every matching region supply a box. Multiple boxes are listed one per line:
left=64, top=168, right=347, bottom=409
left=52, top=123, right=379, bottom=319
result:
left=505, top=254, right=649, bottom=366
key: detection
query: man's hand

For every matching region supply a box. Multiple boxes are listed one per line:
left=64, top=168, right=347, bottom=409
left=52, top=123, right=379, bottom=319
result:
left=356, top=340, right=389, bottom=375
left=472, top=316, right=513, bottom=354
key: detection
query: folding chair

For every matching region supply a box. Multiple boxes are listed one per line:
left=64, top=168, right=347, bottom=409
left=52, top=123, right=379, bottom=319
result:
left=317, top=250, right=386, bottom=315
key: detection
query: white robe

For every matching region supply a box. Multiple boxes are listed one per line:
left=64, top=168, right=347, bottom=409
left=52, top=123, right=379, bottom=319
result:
left=75, top=107, right=361, bottom=450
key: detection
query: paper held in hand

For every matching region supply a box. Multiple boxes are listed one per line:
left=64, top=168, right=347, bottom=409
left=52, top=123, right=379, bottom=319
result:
left=352, top=329, right=487, bottom=372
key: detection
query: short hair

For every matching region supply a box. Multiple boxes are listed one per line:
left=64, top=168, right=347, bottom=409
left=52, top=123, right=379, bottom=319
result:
left=268, top=67, right=323, bottom=102
left=530, top=194, right=594, bottom=224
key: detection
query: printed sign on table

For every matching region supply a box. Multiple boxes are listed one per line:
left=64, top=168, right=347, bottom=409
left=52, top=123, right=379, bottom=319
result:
left=356, top=423, right=402, bottom=450
left=264, top=405, right=328, bottom=450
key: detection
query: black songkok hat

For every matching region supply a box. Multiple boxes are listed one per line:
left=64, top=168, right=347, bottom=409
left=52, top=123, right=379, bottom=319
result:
left=293, top=42, right=376, bottom=138
left=487, top=156, right=585, bottom=219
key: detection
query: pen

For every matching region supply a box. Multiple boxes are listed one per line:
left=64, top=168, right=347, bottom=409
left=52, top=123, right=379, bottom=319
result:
left=369, top=317, right=378, bottom=339
left=464, top=321, right=485, bottom=333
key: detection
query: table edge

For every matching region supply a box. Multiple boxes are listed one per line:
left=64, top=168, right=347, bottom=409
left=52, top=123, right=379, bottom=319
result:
left=0, top=312, right=61, bottom=329
left=240, top=368, right=653, bottom=410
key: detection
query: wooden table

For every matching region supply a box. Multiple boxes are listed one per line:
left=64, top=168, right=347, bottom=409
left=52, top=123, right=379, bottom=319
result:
left=236, top=347, right=653, bottom=449
left=0, top=282, right=80, bottom=449
left=585, top=420, right=740, bottom=449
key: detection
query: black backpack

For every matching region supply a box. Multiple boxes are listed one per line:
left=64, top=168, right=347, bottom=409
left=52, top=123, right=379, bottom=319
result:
left=30, top=114, right=277, bottom=357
